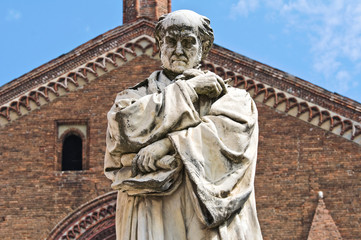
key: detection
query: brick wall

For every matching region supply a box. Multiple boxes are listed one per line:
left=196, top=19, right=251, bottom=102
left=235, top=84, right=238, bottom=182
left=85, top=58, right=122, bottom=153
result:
left=0, top=55, right=360, bottom=239
left=0, top=55, right=161, bottom=239
left=255, top=103, right=361, bottom=239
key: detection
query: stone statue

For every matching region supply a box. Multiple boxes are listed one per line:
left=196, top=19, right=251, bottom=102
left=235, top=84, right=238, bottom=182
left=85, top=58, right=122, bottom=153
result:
left=105, top=10, right=263, bottom=239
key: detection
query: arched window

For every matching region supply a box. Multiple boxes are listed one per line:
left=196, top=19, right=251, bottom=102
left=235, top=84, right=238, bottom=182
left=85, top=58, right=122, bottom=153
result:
left=62, top=134, right=83, bottom=171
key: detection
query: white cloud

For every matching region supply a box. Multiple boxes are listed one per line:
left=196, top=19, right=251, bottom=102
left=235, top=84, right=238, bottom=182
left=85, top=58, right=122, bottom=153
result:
left=231, top=0, right=259, bottom=17
left=280, top=0, right=361, bottom=93
left=313, top=51, right=340, bottom=78
left=336, top=70, right=350, bottom=80
left=335, top=70, right=351, bottom=92
left=6, top=9, right=22, bottom=21
left=231, top=0, right=361, bottom=95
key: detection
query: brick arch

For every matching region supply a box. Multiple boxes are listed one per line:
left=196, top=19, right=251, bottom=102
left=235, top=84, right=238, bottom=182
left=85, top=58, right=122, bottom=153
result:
left=47, top=191, right=117, bottom=240
left=59, top=127, right=86, bottom=146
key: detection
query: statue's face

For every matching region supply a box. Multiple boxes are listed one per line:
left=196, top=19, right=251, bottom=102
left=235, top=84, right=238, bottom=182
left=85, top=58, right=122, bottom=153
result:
left=160, top=28, right=202, bottom=73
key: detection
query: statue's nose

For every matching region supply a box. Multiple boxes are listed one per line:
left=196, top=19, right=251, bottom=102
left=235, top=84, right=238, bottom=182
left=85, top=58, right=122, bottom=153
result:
left=175, top=41, right=183, bottom=55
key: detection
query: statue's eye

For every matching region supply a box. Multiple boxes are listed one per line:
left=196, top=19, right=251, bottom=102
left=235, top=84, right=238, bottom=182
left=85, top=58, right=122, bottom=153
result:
left=182, top=37, right=196, bottom=49
left=165, top=37, right=176, bottom=47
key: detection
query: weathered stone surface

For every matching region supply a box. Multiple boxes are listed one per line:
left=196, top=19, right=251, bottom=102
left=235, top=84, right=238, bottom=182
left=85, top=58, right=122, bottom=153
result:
left=105, top=10, right=262, bottom=239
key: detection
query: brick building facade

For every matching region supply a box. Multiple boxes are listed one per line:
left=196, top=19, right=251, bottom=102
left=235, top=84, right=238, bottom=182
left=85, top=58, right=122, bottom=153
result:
left=1, top=0, right=360, bottom=239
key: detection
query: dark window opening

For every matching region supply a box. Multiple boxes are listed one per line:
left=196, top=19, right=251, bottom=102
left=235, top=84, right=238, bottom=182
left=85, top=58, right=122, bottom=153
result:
left=62, top=134, right=82, bottom=171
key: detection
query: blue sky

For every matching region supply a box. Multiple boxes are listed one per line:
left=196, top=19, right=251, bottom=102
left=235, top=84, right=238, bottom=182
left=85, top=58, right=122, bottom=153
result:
left=1, top=0, right=360, bottom=103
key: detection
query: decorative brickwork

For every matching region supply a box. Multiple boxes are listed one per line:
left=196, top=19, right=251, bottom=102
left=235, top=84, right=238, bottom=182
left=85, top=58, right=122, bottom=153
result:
left=0, top=35, right=158, bottom=126
left=208, top=45, right=361, bottom=123
left=201, top=61, right=361, bottom=144
left=0, top=20, right=157, bottom=106
left=1, top=33, right=360, bottom=145
left=47, top=191, right=117, bottom=240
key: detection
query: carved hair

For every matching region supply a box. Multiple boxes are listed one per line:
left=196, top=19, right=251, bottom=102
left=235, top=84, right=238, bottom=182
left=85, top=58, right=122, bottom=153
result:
left=155, top=10, right=214, bottom=59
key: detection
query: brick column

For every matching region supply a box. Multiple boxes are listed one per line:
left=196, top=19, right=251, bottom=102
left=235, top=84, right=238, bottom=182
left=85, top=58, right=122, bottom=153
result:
left=123, top=0, right=171, bottom=24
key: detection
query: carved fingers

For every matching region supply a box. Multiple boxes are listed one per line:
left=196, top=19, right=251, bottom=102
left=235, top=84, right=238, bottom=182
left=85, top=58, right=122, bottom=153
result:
left=131, top=138, right=174, bottom=176
left=182, top=68, right=204, bottom=78
left=157, top=155, right=177, bottom=170
left=215, top=74, right=227, bottom=95
left=134, top=151, right=156, bottom=173
left=187, top=71, right=226, bottom=98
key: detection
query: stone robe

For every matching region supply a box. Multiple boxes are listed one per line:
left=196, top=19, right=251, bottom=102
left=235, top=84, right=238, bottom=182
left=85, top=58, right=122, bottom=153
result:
left=105, top=70, right=263, bottom=240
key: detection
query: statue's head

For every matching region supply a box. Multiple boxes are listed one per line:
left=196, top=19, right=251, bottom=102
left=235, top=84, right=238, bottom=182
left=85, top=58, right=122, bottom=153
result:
left=155, top=10, right=214, bottom=74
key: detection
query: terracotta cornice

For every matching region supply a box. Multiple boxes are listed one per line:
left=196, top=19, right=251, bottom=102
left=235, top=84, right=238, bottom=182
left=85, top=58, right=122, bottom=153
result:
left=0, top=35, right=159, bottom=126
left=0, top=19, right=156, bottom=106
left=201, top=58, right=361, bottom=144
left=0, top=24, right=359, bottom=144
left=209, top=44, right=361, bottom=122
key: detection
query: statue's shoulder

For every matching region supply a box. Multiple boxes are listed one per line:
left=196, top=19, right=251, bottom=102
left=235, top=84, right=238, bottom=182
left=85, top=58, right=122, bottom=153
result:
left=129, top=70, right=161, bottom=92
left=115, top=79, right=149, bottom=100
left=226, top=85, right=250, bottom=98
left=130, top=79, right=149, bottom=90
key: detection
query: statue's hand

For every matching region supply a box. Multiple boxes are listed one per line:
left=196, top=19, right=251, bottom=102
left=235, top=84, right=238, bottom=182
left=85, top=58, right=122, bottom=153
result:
left=187, top=71, right=226, bottom=98
left=132, top=138, right=174, bottom=175
left=182, top=68, right=204, bottom=78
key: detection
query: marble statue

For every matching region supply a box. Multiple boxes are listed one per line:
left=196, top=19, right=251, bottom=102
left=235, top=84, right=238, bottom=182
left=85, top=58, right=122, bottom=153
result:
left=105, top=10, right=263, bottom=240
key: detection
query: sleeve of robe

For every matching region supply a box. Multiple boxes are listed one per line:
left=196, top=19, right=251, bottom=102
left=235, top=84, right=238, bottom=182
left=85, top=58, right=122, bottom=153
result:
left=105, top=78, right=259, bottom=229
left=104, top=80, right=202, bottom=182
left=168, top=87, right=259, bottom=228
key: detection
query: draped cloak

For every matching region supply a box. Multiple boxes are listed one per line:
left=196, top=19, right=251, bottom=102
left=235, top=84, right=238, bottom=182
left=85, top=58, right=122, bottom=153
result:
left=104, top=70, right=263, bottom=240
